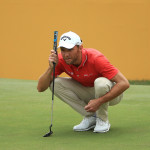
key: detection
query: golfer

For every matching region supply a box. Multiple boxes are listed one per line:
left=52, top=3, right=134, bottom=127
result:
left=37, top=31, right=130, bottom=133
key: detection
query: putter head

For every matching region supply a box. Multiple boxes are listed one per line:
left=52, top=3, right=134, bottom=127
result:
left=43, top=131, right=53, bottom=137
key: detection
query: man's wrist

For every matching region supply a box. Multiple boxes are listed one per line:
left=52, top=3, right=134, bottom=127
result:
left=97, top=97, right=105, bottom=106
left=47, top=66, right=53, bottom=75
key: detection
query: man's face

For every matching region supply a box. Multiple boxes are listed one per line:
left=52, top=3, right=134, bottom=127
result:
left=61, top=45, right=82, bottom=66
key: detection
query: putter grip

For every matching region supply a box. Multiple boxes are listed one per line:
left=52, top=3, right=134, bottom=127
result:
left=53, top=31, right=58, bottom=54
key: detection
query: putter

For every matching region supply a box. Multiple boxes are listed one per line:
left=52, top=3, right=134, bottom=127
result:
left=43, top=31, right=58, bottom=137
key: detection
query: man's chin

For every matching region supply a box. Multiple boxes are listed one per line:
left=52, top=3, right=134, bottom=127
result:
left=65, top=62, right=72, bottom=65
left=65, top=60, right=72, bottom=65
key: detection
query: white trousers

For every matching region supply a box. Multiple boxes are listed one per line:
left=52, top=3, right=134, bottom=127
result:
left=50, top=77, right=123, bottom=121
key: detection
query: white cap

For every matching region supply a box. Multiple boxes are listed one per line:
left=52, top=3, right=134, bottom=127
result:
left=58, top=31, right=82, bottom=49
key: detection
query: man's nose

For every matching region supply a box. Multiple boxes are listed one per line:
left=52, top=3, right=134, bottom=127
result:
left=64, top=51, right=70, bottom=57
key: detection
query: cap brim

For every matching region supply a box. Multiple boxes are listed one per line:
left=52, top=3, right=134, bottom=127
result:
left=58, top=42, right=75, bottom=49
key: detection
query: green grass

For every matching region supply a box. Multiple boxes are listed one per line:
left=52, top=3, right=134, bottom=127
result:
left=0, top=78, right=150, bottom=150
left=129, top=80, right=150, bottom=85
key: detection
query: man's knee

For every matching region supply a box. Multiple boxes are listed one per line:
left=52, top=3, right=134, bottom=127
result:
left=50, top=77, right=63, bottom=91
left=95, top=77, right=113, bottom=90
left=94, top=77, right=114, bottom=97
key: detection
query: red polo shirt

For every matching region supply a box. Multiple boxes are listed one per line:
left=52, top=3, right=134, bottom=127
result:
left=55, top=48, right=118, bottom=87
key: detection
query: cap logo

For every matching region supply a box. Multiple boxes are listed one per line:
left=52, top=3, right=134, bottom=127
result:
left=61, top=36, right=71, bottom=41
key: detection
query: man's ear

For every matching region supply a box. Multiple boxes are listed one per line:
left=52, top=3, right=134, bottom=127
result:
left=79, top=45, right=83, bottom=51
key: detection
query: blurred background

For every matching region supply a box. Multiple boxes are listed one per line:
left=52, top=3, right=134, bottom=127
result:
left=0, top=0, right=149, bottom=80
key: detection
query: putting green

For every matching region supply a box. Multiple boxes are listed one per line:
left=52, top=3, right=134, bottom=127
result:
left=0, top=79, right=150, bottom=150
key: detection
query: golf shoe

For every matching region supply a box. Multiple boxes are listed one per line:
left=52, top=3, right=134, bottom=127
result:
left=73, top=116, right=96, bottom=131
left=94, top=118, right=110, bottom=133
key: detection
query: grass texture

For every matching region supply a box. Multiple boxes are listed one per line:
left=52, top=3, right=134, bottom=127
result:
left=0, top=78, right=150, bottom=150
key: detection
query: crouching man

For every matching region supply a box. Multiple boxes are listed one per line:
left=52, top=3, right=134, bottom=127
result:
left=37, top=31, right=130, bottom=133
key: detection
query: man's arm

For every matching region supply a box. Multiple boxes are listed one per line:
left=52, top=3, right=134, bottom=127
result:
left=37, top=66, right=53, bottom=92
left=85, top=71, right=130, bottom=112
left=37, top=50, right=58, bottom=92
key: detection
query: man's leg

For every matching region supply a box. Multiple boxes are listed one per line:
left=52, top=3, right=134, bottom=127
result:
left=50, top=77, right=95, bottom=117
left=94, top=77, right=123, bottom=132
left=95, top=77, right=123, bottom=121
left=50, top=77, right=97, bottom=131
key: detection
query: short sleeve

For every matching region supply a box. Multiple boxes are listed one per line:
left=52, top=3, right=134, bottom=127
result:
left=94, top=55, right=118, bottom=79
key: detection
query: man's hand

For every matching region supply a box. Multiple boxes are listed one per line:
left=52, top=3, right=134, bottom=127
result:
left=84, top=99, right=101, bottom=112
left=84, top=72, right=130, bottom=112
left=49, top=50, right=58, bottom=68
